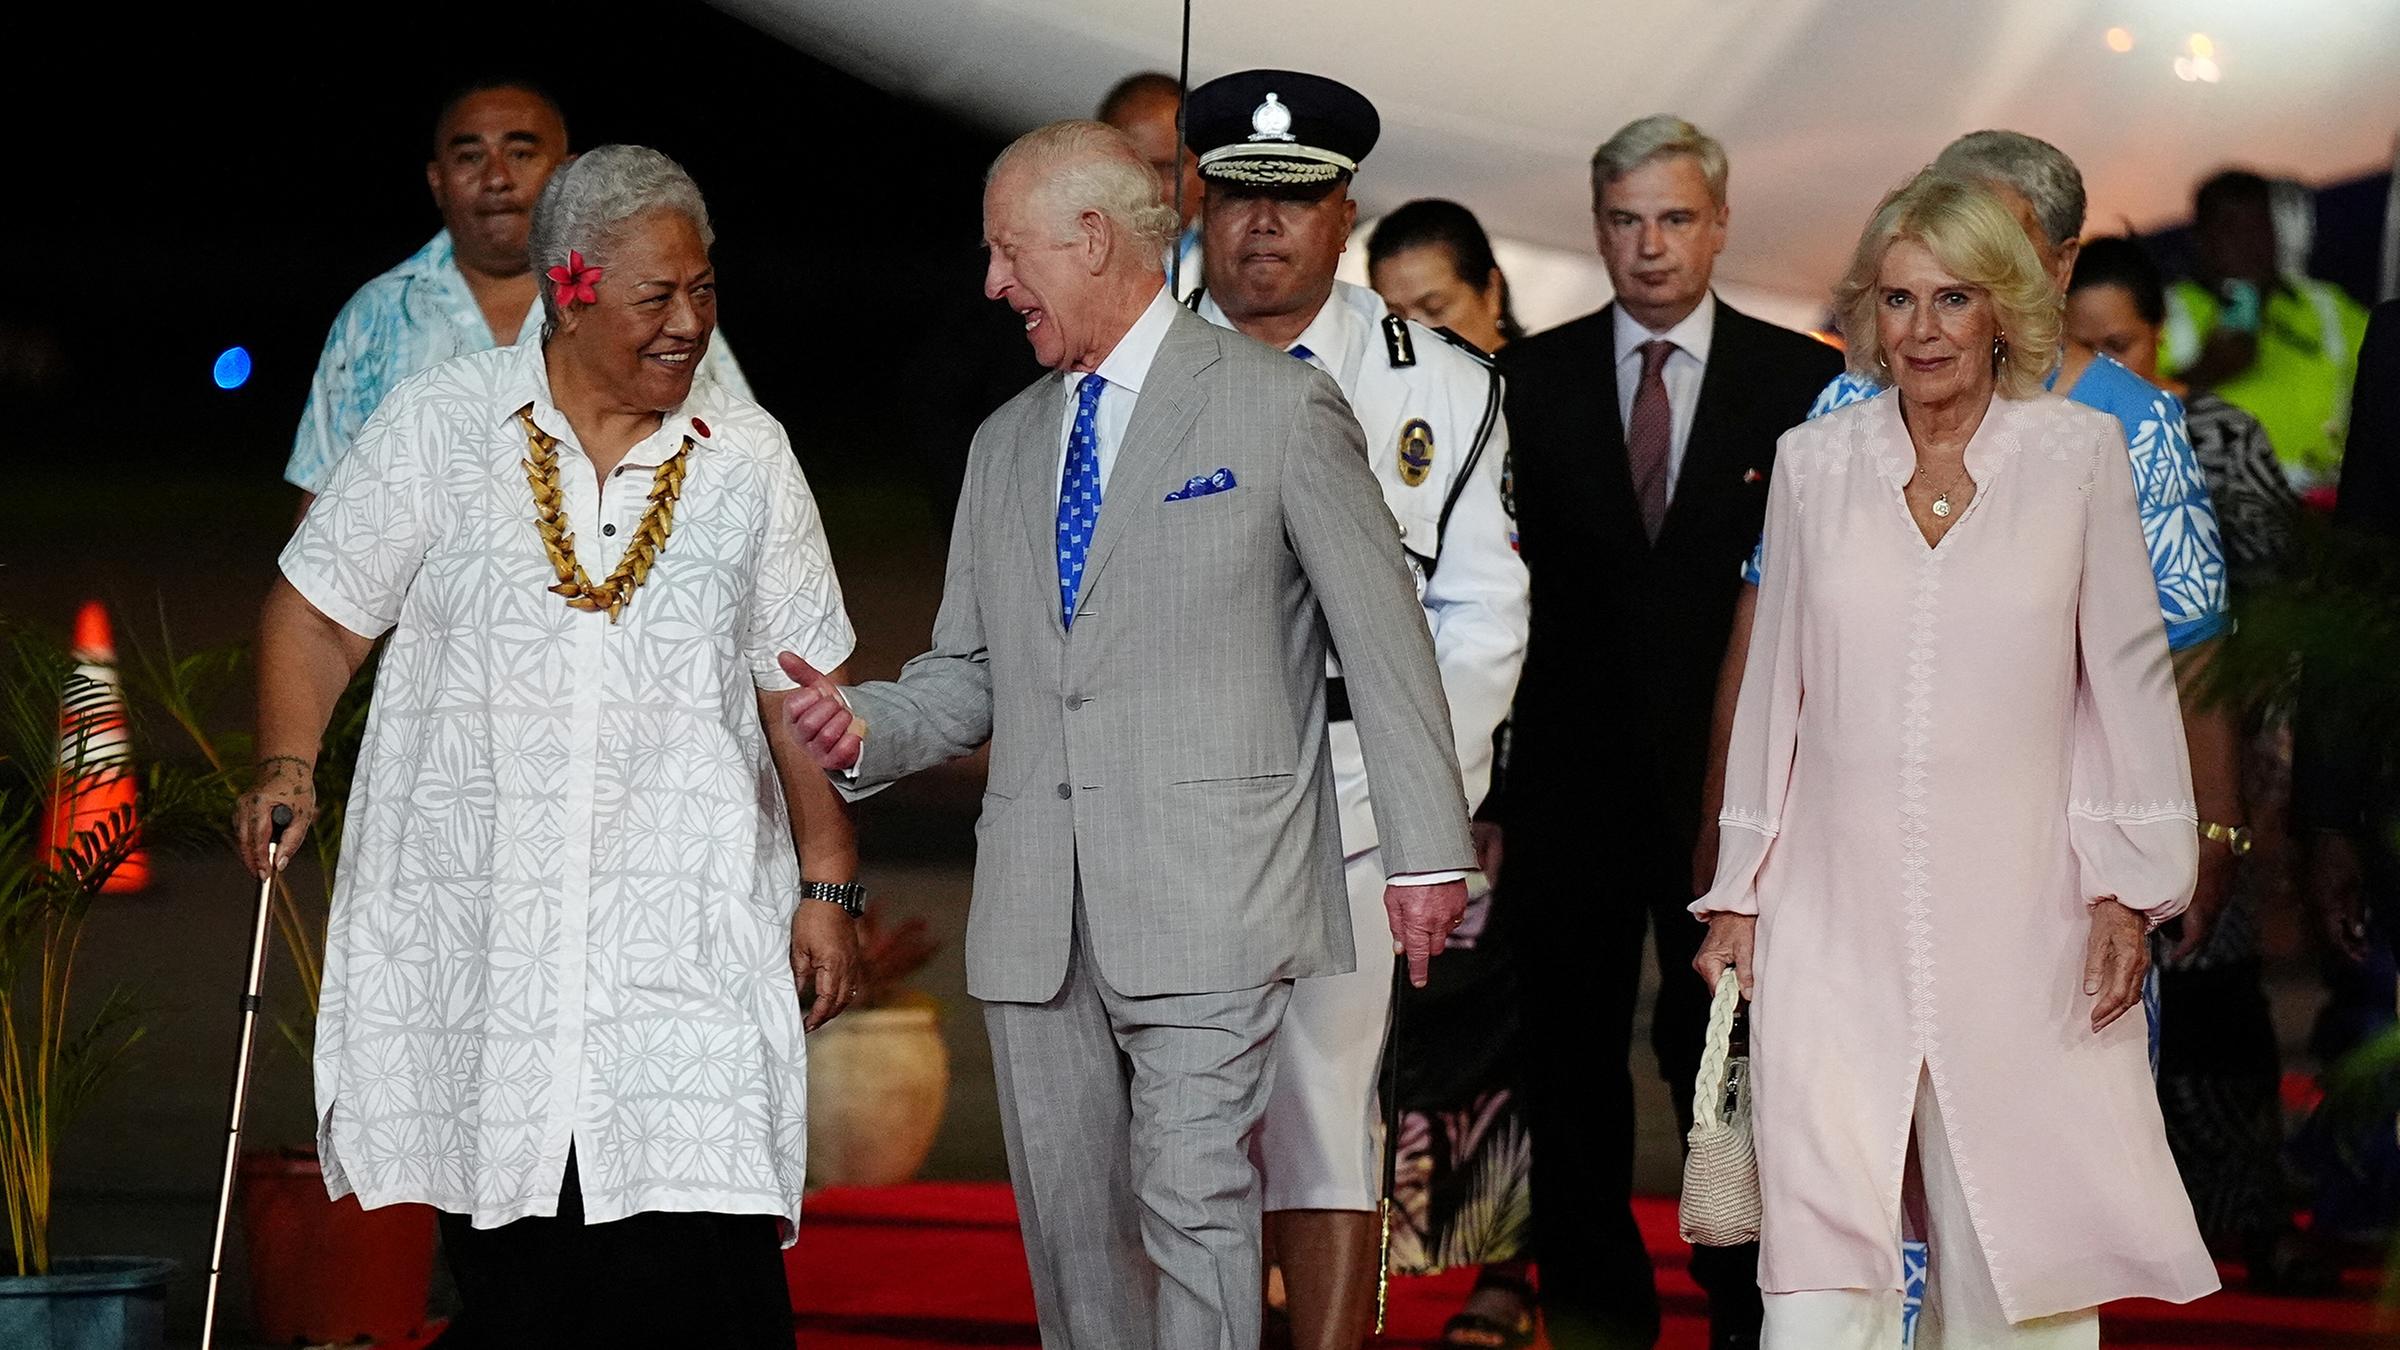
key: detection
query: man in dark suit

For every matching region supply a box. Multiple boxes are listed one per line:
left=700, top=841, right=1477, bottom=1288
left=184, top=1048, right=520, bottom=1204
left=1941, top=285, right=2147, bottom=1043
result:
left=1498, top=114, right=1841, bottom=1350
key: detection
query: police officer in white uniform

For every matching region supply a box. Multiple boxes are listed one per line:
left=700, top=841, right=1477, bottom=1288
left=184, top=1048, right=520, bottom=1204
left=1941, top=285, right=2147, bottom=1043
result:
left=1183, top=69, right=1529, bottom=1350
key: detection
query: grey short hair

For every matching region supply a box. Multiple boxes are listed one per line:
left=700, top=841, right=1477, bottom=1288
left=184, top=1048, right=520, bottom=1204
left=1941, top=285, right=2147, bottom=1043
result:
left=1590, top=114, right=1728, bottom=209
left=989, top=120, right=1178, bottom=261
left=529, top=145, right=715, bottom=332
left=1934, top=130, right=2085, bottom=246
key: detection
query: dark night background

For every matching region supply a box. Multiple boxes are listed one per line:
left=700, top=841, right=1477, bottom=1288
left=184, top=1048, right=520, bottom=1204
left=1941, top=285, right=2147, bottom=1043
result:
left=5, top=2, right=1035, bottom=541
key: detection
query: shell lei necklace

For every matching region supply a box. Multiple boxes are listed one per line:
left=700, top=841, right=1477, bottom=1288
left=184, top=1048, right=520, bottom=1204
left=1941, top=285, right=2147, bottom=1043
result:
left=517, top=404, right=691, bottom=622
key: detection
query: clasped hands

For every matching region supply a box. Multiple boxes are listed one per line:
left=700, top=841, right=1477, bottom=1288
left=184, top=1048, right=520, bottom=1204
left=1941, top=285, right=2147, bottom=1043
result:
left=773, top=651, right=1468, bottom=986
left=1692, top=896, right=2152, bottom=1033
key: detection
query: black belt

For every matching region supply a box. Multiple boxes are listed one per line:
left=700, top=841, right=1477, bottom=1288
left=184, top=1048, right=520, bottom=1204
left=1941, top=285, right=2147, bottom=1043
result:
left=1327, top=676, right=1353, bottom=724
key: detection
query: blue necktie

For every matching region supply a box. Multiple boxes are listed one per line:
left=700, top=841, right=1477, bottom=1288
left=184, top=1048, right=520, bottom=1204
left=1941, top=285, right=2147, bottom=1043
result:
left=1057, top=374, right=1107, bottom=628
left=1288, top=343, right=1316, bottom=364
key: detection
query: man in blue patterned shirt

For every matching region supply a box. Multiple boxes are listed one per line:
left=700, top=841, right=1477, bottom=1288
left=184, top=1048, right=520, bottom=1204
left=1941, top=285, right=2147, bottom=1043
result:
left=286, top=79, right=750, bottom=510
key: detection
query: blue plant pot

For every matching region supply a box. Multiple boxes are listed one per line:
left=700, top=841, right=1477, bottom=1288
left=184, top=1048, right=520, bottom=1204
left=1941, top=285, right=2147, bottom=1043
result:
left=0, top=1257, right=175, bottom=1350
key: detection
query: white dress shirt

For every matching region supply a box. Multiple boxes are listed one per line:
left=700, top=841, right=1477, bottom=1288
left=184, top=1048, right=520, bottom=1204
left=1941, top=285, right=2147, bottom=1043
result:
left=1054, top=284, right=1183, bottom=491
left=1613, top=292, right=1717, bottom=505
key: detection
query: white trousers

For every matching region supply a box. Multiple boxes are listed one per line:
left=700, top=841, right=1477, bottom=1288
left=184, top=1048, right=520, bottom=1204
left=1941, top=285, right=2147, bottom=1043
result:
left=1762, top=1071, right=2100, bottom=1350
left=1254, top=848, right=1392, bottom=1212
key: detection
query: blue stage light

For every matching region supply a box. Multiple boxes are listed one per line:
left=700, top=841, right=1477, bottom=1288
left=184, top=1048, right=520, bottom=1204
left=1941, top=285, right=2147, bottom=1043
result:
left=213, top=346, right=253, bottom=390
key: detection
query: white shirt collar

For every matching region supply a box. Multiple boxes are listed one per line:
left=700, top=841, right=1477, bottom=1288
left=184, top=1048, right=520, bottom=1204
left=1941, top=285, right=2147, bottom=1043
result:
left=512, top=334, right=723, bottom=467
left=1613, top=291, right=1719, bottom=367
left=1067, top=284, right=1180, bottom=399
left=1284, top=283, right=1366, bottom=375
left=1194, top=280, right=1367, bottom=377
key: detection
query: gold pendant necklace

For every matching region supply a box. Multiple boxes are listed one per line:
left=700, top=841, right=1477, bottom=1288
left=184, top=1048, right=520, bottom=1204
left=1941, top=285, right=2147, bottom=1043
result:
left=517, top=404, right=691, bottom=623
left=1922, top=462, right=1971, bottom=519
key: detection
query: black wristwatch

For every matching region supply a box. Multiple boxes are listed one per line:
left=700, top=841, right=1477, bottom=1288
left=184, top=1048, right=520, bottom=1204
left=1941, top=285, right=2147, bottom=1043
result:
left=800, top=881, right=867, bottom=918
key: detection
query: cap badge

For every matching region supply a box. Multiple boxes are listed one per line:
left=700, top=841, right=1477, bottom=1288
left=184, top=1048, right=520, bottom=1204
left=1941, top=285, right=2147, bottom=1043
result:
left=1248, top=93, right=1296, bottom=143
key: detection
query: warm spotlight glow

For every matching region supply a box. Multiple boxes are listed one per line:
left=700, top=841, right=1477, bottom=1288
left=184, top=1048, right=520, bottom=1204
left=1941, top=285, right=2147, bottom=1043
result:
left=2188, top=32, right=2214, bottom=60
left=2105, top=26, right=2135, bottom=53
left=2193, top=56, right=2221, bottom=83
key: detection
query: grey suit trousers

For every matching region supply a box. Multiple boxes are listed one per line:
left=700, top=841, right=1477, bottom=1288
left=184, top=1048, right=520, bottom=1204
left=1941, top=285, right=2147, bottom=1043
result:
left=985, top=890, right=1291, bottom=1350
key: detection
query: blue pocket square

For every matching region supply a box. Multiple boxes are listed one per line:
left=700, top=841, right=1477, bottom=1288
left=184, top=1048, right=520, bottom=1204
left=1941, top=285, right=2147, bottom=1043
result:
left=1165, top=469, right=1238, bottom=503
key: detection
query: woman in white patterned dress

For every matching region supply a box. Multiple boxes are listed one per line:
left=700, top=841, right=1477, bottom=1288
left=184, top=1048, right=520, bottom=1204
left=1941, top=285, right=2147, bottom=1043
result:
left=234, top=146, right=858, bottom=1347
left=1691, top=171, right=2217, bottom=1348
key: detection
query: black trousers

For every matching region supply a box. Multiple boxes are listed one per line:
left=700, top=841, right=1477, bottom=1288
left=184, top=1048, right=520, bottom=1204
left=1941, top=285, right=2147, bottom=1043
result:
left=435, top=1152, right=792, bottom=1350
left=1503, top=818, right=1761, bottom=1349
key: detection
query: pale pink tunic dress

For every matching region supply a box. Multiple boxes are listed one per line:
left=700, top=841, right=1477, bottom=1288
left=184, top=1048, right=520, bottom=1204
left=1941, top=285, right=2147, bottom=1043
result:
left=1695, top=390, right=2219, bottom=1321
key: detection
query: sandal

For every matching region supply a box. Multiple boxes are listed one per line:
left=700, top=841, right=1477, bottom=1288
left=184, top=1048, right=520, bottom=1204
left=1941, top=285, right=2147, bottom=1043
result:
left=1439, top=1273, right=1536, bottom=1350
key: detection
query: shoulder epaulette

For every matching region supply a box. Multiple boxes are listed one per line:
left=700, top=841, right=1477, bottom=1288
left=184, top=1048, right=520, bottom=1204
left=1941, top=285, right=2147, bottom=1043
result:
left=1382, top=313, right=1416, bottom=368
left=1428, top=325, right=1498, bottom=368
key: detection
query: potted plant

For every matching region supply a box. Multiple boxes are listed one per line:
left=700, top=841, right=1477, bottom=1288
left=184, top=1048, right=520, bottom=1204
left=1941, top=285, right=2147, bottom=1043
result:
left=128, top=639, right=437, bottom=1346
left=803, top=905, right=950, bottom=1188
left=0, top=621, right=224, bottom=1349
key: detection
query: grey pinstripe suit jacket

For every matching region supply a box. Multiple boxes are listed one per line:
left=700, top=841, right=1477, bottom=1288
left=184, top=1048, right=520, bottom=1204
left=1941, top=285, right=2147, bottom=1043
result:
left=845, top=303, right=1475, bottom=1002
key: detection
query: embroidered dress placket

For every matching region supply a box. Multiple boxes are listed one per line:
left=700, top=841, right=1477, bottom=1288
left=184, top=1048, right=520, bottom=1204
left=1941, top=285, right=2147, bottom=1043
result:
left=1896, top=544, right=1942, bottom=1174
left=1887, top=433, right=2024, bottom=1309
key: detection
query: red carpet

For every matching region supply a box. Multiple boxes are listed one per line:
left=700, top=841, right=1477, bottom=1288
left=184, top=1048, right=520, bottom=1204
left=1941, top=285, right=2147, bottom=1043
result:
left=776, top=1184, right=2395, bottom=1348
left=373, top=1184, right=2393, bottom=1347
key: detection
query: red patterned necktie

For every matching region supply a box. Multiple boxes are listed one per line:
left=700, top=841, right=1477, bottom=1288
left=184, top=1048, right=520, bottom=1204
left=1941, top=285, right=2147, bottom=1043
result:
left=1627, top=338, right=1676, bottom=543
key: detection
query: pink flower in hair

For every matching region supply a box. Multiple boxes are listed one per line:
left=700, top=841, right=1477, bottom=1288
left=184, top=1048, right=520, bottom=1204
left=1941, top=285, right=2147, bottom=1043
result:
left=546, top=250, right=603, bottom=309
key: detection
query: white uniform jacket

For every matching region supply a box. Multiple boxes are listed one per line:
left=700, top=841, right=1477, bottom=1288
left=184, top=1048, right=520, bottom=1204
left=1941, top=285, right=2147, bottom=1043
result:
left=1198, top=280, right=1528, bottom=860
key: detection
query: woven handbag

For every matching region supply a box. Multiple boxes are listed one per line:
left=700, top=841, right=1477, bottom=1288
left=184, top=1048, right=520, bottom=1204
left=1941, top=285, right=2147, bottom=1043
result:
left=1678, top=974, right=1760, bottom=1246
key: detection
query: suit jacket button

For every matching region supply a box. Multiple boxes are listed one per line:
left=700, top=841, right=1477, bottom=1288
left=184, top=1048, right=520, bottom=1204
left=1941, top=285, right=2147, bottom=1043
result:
left=1056, top=782, right=1072, bottom=799
left=1066, top=696, right=1085, bottom=711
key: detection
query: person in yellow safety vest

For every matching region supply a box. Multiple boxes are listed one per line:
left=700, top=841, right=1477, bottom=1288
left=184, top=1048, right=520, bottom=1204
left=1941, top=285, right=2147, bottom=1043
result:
left=2164, top=170, right=2371, bottom=493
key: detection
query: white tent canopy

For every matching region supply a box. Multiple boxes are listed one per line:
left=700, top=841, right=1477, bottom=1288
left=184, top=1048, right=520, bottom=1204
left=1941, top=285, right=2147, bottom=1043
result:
left=721, top=0, right=2399, bottom=334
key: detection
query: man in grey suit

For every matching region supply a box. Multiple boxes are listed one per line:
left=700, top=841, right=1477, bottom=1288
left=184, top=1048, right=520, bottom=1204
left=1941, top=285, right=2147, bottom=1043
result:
left=779, top=120, right=1476, bottom=1349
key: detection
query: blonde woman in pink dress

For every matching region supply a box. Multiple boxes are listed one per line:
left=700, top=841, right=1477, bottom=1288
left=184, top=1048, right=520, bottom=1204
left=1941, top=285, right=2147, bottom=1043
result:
left=1690, top=170, right=2219, bottom=1348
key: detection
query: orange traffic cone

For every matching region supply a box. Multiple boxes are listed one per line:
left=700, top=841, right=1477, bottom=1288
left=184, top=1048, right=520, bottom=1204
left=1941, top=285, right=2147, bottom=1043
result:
left=40, top=600, right=147, bottom=893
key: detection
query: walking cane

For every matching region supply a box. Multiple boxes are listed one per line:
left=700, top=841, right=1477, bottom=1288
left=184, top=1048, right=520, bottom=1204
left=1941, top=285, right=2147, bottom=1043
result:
left=201, top=803, right=291, bottom=1350
left=1375, top=959, right=1405, bottom=1334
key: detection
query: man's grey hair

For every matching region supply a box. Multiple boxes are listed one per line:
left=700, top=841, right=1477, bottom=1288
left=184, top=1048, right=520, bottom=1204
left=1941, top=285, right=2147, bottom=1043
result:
left=1590, top=114, right=1729, bottom=209
left=529, top=144, right=715, bottom=332
left=989, top=120, right=1178, bottom=261
left=1934, top=130, right=2086, bottom=246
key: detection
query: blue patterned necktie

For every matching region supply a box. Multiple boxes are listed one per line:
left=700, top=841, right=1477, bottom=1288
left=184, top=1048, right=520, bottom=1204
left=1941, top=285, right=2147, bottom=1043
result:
left=1288, top=343, right=1315, bottom=364
left=1057, top=373, right=1108, bottom=628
